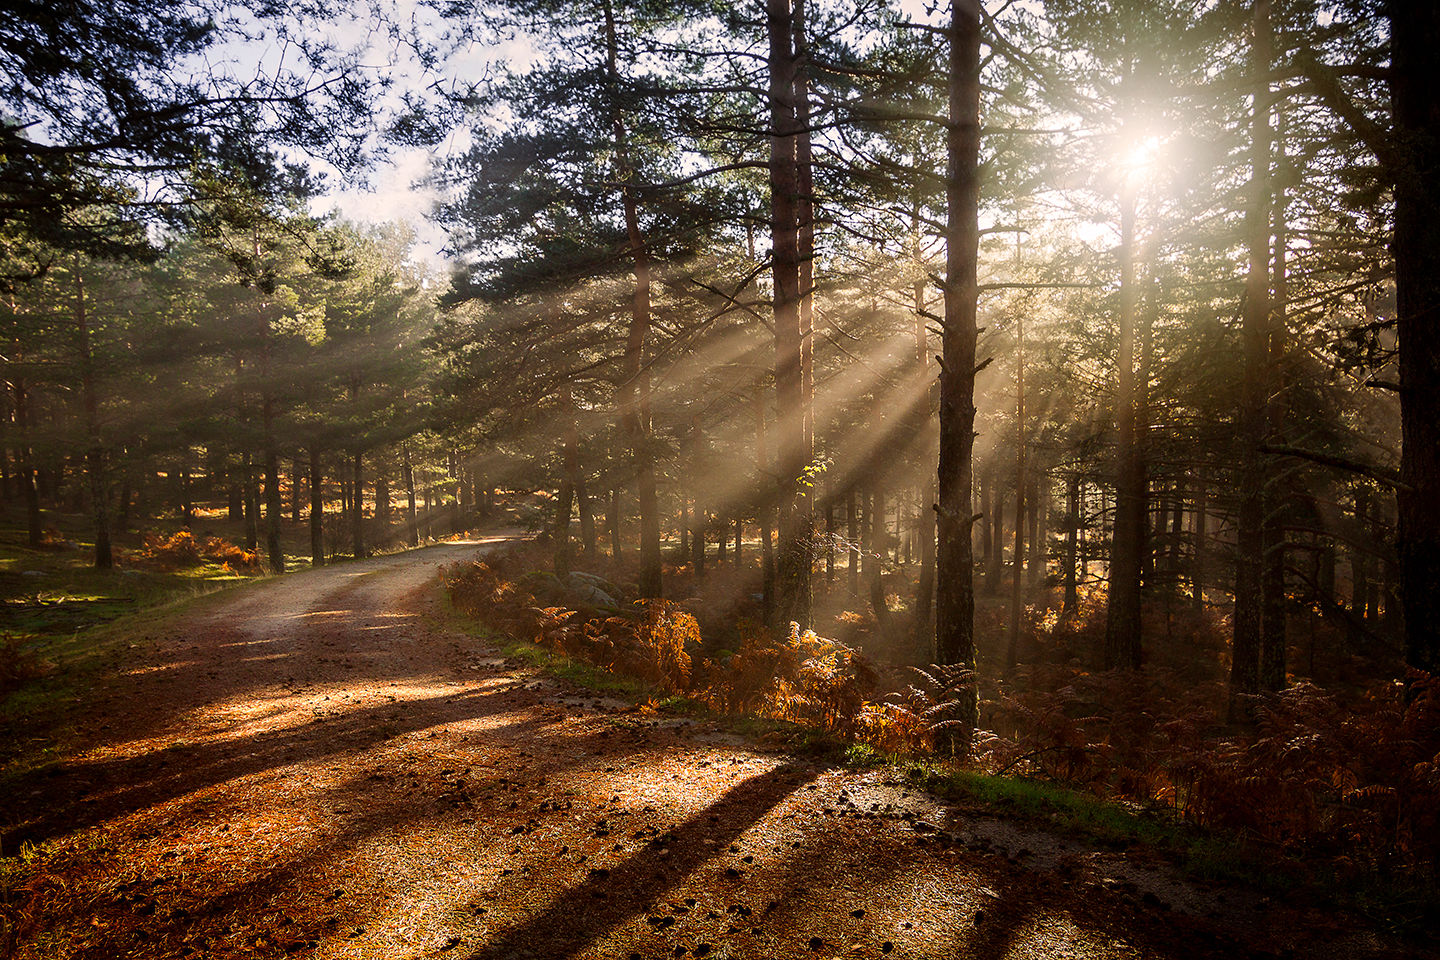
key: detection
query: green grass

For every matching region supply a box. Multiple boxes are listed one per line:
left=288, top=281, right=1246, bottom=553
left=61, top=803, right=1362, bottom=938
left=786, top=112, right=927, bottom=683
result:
left=0, top=511, right=279, bottom=790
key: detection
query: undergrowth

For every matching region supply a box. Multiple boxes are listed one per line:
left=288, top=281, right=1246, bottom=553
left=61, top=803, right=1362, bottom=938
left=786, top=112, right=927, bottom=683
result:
left=442, top=543, right=1440, bottom=929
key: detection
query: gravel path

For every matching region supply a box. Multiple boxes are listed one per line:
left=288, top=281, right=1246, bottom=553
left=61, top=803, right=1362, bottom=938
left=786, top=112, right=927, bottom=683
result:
left=0, top=540, right=1424, bottom=960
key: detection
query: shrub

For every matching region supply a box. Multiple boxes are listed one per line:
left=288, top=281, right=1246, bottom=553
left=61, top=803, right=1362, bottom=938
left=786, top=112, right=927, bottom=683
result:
left=132, top=532, right=259, bottom=571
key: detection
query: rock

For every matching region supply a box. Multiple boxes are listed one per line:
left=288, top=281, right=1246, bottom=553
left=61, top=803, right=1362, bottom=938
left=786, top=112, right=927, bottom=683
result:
left=564, top=572, right=620, bottom=607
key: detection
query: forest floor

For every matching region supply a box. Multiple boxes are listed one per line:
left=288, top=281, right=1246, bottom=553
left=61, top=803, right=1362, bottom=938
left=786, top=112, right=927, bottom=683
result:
left=0, top=537, right=1429, bottom=960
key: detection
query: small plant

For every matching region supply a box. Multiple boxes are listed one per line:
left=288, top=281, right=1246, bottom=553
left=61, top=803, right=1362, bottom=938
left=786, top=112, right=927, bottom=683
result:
left=877, top=663, right=979, bottom=756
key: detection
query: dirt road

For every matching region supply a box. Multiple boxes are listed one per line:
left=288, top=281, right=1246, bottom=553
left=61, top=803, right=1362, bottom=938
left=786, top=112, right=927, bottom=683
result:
left=0, top=541, right=1421, bottom=959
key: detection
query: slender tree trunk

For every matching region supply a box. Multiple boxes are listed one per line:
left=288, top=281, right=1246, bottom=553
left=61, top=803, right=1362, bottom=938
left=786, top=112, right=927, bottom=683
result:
left=1260, top=33, right=1291, bottom=694
left=1193, top=468, right=1208, bottom=611
left=1387, top=2, right=1440, bottom=674
left=794, top=0, right=816, bottom=547
left=1231, top=0, right=1273, bottom=717
left=228, top=470, right=243, bottom=520
left=609, top=482, right=622, bottom=559
left=578, top=473, right=596, bottom=557
left=934, top=0, right=981, bottom=737
left=70, top=265, right=111, bottom=569
left=309, top=445, right=324, bottom=566
left=291, top=457, right=303, bottom=523
left=847, top=487, right=859, bottom=596
left=824, top=499, right=835, bottom=587
left=377, top=471, right=391, bottom=546
left=912, top=260, right=938, bottom=648
left=601, top=0, right=661, bottom=597
left=1352, top=488, right=1371, bottom=620
left=1063, top=474, right=1080, bottom=612
left=679, top=491, right=689, bottom=556
left=1007, top=312, right=1027, bottom=671
left=768, top=0, right=813, bottom=630
left=262, top=392, right=284, bottom=573
left=1030, top=475, right=1045, bottom=587
left=987, top=468, right=1004, bottom=594
left=402, top=444, right=418, bottom=547
left=557, top=384, right=579, bottom=576
left=351, top=453, right=365, bottom=559
left=1104, top=170, right=1145, bottom=671
left=756, top=388, right=775, bottom=623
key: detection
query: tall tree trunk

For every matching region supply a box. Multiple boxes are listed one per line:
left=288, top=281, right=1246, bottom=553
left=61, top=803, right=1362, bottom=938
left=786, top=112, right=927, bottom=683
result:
left=71, top=264, right=111, bottom=569
left=1103, top=155, right=1145, bottom=671
left=609, top=482, right=622, bottom=559
left=310, top=445, right=324, bottom=566
left=242, top=452, right=258, bottom=549
left=1259, top=40, right=1291, bottom=694
left=578, top=474, right=596, bottom=557
left=1193, top=468, right=1208, bottom=612
left=824, top=499, right=834, bottom=588
left=402, top=443, right=418, bottom=547
left=292, top=457, right=303, bottom=523
left=556, top=384, right=579, bottom=576
left=601, top=0, right=661, bottom=598
left=228, top=469, right=243, bottom=520
left=692, top=503, right=706, bottom=577
left=768, top=0, right=813, bottom=630
left=351, top=453, right=365, bottom=560
left=912, top=256, right=938, bottom=649
left=1231, top=0, right=1272, bottom=717
left=794, top=0, right=816, bottom=521
left=679, top=491, right=689, bottom=556
left=847, top=487, right=859, bottom=595
left=377, top=471, right=391, bottom=544
left=935, top=0, right=981, bottom=738
left=756, top=388, right=775, bottom=623
left=986, top=468, right=1004, bottom=594
left=262, top=391, right=284, bottom=574
left=1352, top=488, right=1371, bottom=619
left=1390, top=1, right=1440, bottom=676
left=1063, top=474, right=1080, bottom=612
left=1007, top=311, right=1027, bottom=671
left=1030, top=475, right=1045, bottom=587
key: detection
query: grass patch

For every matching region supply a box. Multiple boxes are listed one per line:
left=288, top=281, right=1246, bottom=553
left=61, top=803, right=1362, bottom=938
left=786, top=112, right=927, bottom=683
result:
left=901, top=762, right=1309, bottom=892
left=0, top=530, right=275, bottom=791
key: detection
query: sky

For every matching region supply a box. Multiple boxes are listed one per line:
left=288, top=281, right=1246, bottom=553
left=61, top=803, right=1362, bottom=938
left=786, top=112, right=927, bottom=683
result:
left=296, top=2, right=541, bottom=273
left=308, top=0, right=937, bottom=273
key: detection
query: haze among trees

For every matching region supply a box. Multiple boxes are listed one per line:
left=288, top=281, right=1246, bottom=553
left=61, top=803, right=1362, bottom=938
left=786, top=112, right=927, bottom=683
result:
left=4, top=0, right=1439, bottom=890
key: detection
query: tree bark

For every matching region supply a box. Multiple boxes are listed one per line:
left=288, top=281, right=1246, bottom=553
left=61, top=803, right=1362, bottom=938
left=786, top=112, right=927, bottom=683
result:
left=601, top=0, right=662, bottom=598
left=756, top=388, right=775, bottom=623
left=262, top=392, right=283, bottom=573
left=292, top=457, right=303, bottom=523
left=556, top=384, right=578, bottom=576
left=309, top=445, right=324, bottom=566
left=1104, top=169, right=1145, bottom=671
left=1007, top=311, right=1027, bottom=671
left=72, top=263, right=111, bottom=569
left=1231, top=0, right=1272, bottom=717
left=1063, top=474, right=1080, bottom=612
left=934, top=0, right=981, bottom=738
left=1389, top=0, right=1439, bottom=675
left=402, top=443, right=418, bottom=547
left=351, top=453, right=365, bottom=559
left=769, top=0, right=813, bottom=631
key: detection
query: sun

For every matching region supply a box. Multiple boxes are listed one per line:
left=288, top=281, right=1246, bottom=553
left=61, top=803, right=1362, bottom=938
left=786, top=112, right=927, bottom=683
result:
left=1120, top=134, right=1163, bottom=176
